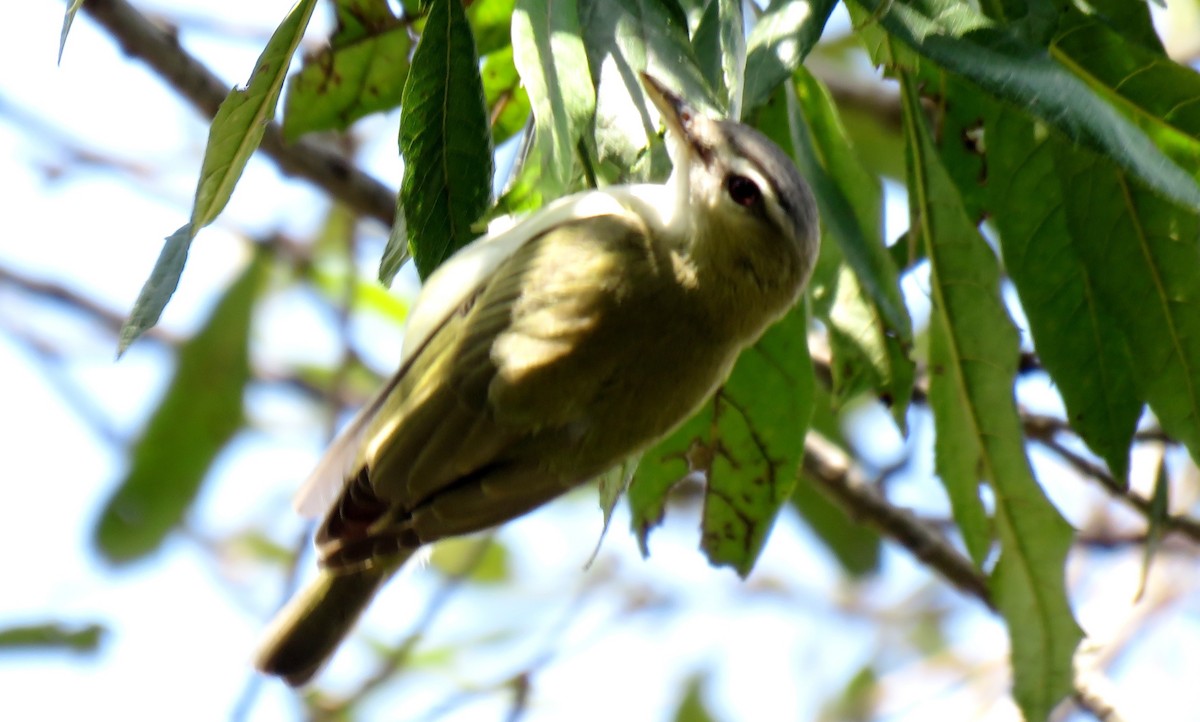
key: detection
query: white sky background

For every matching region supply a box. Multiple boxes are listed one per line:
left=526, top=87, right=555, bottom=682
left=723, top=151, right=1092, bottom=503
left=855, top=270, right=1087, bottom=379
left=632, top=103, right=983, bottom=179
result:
left=1, top=2, right=1197, bottom=721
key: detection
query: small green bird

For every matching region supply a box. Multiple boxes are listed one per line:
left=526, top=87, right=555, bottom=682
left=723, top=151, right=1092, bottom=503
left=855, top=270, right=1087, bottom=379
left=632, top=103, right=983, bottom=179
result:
left=256, top=73, right=819, bottom=685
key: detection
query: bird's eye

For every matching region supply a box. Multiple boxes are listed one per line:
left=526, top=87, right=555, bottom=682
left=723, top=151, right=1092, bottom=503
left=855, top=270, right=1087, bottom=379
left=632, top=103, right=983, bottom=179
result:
left=726, top=174, right=761, bottom=207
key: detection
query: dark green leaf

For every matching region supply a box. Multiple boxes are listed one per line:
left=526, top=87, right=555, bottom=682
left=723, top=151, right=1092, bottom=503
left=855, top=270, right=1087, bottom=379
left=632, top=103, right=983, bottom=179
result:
left=742, top=0, right=838, bottom=116
left=118, top=224, right=192, bottom=356
left=396, top=0, right=494, bottom=279
left=692, top=0, right=745, bottom=113
left=987, top=109, right=1140, bottom=482
left=0, top=623, right=107, bottom=654
left=902, top=74, right=1081, bottom=722
left=1051, top=14, right=1200, bottom=176
left=512, top=0, right=596, bottom=195
left=282, top=0, right=411, bottom=139
left=631, top=306, right=815, bottom=576
left=850, top=0, right=1200, bottom=210
left=1054, top=144, right=1200, bottom=466
left=95, top=253, right=268, bottom=564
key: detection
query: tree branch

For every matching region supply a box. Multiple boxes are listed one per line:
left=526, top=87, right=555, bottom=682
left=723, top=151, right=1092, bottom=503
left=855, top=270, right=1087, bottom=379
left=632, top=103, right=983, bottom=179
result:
left=81, top=0, right=397, bottom=226
left=802, top=431, right=994, bottom=607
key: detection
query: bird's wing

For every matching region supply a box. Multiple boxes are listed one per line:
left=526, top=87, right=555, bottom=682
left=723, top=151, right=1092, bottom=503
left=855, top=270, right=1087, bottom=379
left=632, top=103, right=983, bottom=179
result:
left=293, top=191, right=643, bottom=518
left=314, top=212, right=658, bottom=565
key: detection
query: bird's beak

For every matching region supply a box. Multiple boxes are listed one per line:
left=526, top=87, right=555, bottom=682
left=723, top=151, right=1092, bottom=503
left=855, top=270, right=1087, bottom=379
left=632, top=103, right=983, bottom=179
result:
left=640, top=72, right=706, bottom=159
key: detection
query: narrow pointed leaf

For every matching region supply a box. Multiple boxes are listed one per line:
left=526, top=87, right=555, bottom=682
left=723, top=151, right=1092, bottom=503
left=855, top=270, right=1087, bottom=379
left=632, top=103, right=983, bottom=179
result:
left=120, top=0, right=315, bottom=352
left=902, top=75, right=1081, bottom=721
left=396, top=0, right=494, bottom=279
left=118, top=224, right=192, bottom=356
left=96, top=253, right=268, bottom=564
left=193, top=0, right=317, bottom=229
left=511, top=0, right=596, bottom=196
left=58, top=0, right=84, bottom=64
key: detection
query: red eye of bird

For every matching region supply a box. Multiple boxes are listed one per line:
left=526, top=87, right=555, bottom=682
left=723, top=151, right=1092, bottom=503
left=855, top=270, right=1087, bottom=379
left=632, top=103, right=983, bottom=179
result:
left=726, top=174, right=761, bottom=207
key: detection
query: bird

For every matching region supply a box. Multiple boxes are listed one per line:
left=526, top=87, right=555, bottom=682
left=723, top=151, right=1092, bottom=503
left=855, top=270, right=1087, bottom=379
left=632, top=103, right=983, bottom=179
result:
left=255, top=72, right=820, bottom=686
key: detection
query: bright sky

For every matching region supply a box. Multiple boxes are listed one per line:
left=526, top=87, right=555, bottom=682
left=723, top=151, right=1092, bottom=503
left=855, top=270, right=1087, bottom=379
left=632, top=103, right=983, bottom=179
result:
left=2, top=2, right=1197, bottom=722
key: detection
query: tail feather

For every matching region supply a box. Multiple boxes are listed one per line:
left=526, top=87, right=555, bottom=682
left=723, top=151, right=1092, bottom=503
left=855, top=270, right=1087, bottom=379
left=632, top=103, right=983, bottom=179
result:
left=255, top=552, right=411, bottom=686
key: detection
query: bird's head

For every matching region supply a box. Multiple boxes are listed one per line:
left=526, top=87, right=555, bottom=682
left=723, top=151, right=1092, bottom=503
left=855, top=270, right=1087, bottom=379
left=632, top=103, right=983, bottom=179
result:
left=640, top=73, right=820, bottom=303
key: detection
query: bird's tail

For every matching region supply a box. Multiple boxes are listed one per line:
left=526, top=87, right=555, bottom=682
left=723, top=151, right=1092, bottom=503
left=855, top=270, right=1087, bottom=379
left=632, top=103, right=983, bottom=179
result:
left=255, top=552, right=411, bottom=686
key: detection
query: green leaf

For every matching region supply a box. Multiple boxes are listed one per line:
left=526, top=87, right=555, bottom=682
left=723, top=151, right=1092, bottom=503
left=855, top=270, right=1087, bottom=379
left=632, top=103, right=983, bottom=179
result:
left=578, top=0, right=717, bottom=183
left=1051, top=13, right=1200, bottom=177
left=1136, top=453, right=1169, bottom=600
left=428, top=537, right=511, bottom=584
left=791, top=474, right=881, bottom=577
left=118, top=224, right=192, bottom=356
left=1054, top=144, right=1200, bottom=466
left=511, top=0, right=596, bottom=196
left=467, top=0, right=517, bottom=56
left=481, top=46, right=533, bottom=146
left=902, top=74, right=1081, bottom=721
left=986, top=110, right=1140, bottom=483
left=0, top=623, right=106, bottom=654
left=850, top=0, right=1200, bottom=210
left=630, top=306, right=815, bottom=576
left=194, top=0, right=317, bottom=230
left=742, top=0, right=838, bottom=116
left=671, top=673, right=720, bottom=722
left=755, top=74, right=913, bottom=425
left=692, top=0, right=746, bottom=114
left=120, top=0, right=316, bottom=353
left=95, top=253, right=268, bottom=564
left=396, top=0, right=494, bottom=280
left=282, top=0, right=411, bottom=139
left=58, top=0, right=84, bottom=64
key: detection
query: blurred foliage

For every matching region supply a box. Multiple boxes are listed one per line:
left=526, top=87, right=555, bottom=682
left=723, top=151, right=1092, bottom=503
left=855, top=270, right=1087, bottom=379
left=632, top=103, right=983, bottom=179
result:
left=35, top=0, right=1200, bottom=720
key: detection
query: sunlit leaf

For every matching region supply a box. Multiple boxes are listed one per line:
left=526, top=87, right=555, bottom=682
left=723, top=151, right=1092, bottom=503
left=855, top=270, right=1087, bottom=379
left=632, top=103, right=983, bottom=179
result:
left=512, top=0, right=596, bottom=196
left=282, top=0, right=411, bottom=139
left=578, top=0, right=717, bottom=183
